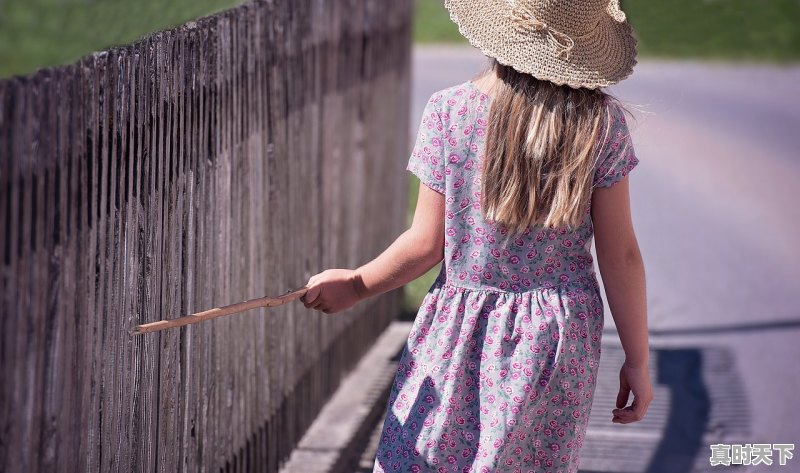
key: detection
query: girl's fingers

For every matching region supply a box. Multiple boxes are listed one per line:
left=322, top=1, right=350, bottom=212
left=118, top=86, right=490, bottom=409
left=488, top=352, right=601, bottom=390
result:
left=300, top=276, right=345, bottom=314
left=612, top=398, right=648, bottom=423
left=302, top=285, right=334, bottom=314
left=303, top=286, right=321, bottom=306
left=612, top=407, right=635, bottom=423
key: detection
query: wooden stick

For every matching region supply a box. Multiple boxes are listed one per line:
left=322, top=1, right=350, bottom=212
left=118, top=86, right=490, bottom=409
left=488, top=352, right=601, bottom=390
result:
left=130, top=286, right=310, bottom=335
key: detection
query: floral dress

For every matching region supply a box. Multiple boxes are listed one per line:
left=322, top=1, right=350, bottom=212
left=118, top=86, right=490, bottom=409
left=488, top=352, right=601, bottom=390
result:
left=372, top=80, right=639, bottom=473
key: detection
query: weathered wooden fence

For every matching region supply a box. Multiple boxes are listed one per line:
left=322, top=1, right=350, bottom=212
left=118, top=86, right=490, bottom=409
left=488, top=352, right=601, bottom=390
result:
left=0, top=0, right=412, bottom=471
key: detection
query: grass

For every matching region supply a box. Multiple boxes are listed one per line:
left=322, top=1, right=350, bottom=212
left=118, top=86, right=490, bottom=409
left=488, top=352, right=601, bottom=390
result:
left=10, top=0, right=796, bottom=80
left=414, top=0, right=800, bottom=62
left=3, top=1, right=796, bottom=79
left=0, top=0, right=245, bottom=79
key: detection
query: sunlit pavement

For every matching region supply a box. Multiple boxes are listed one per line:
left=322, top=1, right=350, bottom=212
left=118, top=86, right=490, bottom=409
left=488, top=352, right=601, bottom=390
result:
left=360, top=46, right=800, bottom=473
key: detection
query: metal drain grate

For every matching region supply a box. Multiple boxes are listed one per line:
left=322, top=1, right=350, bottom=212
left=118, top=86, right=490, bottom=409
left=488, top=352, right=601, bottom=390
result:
left=579, top=340, right=751, bottom=473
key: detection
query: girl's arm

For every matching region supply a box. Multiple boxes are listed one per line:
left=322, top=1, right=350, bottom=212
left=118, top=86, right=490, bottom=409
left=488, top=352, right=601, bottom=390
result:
left=352, top=183, right=446, bottom=300
left=591, top=175, right=653, bottom=423
left=302, top=183, right=445, bottom=313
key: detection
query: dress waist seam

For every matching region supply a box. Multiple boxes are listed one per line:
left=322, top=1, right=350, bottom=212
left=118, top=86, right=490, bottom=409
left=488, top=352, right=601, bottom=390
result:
left=433, top=273, right=599, bottom=295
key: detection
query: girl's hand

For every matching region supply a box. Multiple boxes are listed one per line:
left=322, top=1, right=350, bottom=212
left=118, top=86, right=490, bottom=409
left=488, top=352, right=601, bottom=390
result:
left=612, top=359, right=653, bottom=424
left=301, top=269, right=362, bottom=314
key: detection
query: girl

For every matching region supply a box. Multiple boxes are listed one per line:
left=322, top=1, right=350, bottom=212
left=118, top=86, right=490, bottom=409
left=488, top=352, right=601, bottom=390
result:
left=302, top=0, right=652, bottom=471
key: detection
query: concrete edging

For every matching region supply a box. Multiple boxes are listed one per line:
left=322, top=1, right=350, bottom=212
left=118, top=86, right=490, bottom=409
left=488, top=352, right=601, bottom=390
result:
left=279, top=321, right=412, bottom=473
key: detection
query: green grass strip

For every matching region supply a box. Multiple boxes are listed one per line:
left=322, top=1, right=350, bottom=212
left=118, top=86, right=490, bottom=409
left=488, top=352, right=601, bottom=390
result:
left=0, top=0, right=244, bottom=78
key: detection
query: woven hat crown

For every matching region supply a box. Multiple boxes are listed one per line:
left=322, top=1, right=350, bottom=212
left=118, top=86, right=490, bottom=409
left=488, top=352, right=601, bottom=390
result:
left=516, top=0, right=620, bottom=37
left=445, top=0, right=637, bottom=89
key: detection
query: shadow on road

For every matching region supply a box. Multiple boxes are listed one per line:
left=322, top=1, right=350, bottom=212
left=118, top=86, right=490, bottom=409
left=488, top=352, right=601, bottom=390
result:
left=645, top=349, right=710, bottom=473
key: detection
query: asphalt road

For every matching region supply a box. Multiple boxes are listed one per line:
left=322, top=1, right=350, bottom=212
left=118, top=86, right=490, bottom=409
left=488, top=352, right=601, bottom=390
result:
left=409, top=45, right=800, bottom=472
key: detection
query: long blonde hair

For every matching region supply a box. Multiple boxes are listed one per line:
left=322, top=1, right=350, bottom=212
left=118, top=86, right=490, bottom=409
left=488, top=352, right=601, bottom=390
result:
left=479, top=59, right=610, bottom=240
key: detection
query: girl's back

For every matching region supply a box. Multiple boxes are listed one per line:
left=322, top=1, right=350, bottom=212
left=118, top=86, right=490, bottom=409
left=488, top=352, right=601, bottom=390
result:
left=409, top=79, right=638, bottom=293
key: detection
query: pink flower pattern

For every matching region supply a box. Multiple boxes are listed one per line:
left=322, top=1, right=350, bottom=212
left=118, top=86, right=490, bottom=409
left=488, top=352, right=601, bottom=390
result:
left=373, top=81, right=638, bottom=473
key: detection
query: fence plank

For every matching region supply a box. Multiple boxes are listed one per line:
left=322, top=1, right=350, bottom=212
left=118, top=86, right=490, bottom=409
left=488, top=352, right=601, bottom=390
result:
left=0, top=1, right=411, bottom=471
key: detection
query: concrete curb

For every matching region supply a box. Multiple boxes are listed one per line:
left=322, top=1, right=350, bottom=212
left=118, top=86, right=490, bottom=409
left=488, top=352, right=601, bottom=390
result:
left=279, top=321, right=412, bottom=473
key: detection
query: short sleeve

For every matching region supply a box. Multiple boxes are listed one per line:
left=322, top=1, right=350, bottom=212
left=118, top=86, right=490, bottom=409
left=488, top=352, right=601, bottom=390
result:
left=406, top=94, right=446, bottom=195
left=592, top=101, right=639, bottom=189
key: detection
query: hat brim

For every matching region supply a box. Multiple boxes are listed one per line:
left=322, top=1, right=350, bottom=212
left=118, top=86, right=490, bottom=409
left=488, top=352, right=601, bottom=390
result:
left=444, top=0, right=638, bottom=89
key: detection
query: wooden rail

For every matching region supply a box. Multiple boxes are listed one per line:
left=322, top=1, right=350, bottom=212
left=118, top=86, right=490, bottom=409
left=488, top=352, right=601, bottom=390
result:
left=0, top=0, right=412, bottom=471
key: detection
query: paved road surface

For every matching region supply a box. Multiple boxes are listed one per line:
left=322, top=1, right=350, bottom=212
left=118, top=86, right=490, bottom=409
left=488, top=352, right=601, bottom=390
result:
left=399, top=45, right=800, bottom=472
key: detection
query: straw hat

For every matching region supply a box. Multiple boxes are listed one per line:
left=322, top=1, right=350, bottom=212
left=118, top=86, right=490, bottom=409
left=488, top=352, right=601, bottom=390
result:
left=444, top=0, right=638, bottom=89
